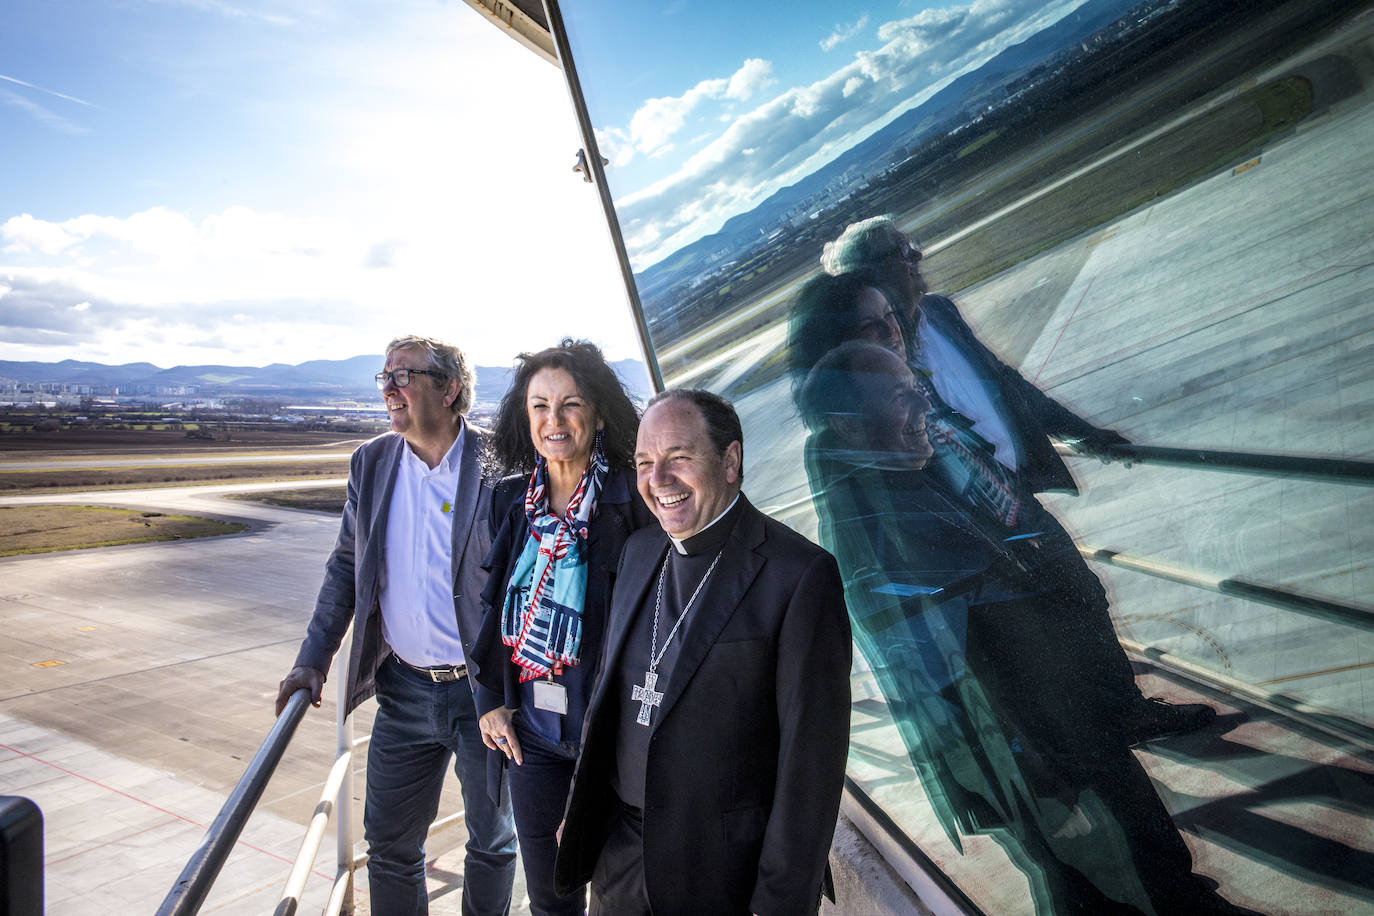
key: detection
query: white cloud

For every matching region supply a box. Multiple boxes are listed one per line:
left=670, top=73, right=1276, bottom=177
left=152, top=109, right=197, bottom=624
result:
left=629, top=77, right=728, bottom=156
left=0, top=73, right=96, bottom=107
left=1, top=89, right=88, bottom=134
left=725, top=58, right=774, bottom=101
left=610, top=0, right=1081, bottom=268
left=608, top=58, right=778, bottom=161
left=3, top=214, right=80, bottom=255
left=820, top=14, right=870, bottom=52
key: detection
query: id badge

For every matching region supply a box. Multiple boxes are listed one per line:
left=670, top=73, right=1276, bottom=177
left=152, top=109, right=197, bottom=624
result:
left=533, top=679, right=568, bottom=715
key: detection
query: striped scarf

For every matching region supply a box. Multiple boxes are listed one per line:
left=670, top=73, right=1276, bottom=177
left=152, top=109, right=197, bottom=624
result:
left=501, top=442, right=608, bottom=681
left=914, top=374, right=1024, bottom=528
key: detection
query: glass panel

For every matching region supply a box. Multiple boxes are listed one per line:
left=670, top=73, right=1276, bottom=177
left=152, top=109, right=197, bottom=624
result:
left=558, top=0, right=1374, bottom=912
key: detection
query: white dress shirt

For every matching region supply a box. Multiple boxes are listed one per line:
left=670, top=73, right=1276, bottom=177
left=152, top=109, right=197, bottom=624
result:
left=918, top=314, right=1020, bottom=470
left=379, top=426, right=469, bottom=667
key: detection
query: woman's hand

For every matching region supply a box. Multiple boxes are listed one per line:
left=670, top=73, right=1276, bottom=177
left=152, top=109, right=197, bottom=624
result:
left=479, top=707, right=523, bottom=765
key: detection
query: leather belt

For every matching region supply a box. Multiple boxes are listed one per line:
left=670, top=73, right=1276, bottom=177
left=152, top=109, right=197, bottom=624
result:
left=395, top=654, right=467, bottom=683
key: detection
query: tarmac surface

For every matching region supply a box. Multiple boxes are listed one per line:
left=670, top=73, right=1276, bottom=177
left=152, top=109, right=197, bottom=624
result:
left=0, top=480, right=526, bottom=914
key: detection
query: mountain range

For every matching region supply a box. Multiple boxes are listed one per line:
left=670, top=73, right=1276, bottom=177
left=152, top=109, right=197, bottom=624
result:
left=635, top=0, right=1144, bottom=294
left=0, top=356, right=653, bottom=404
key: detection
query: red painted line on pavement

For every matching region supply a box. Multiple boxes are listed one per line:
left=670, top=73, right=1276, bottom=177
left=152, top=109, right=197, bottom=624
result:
left=0, top=742, right=333, bottom=883
left=46, top=816, right=182, bottom=866
left=1032, top=275, right=1094, bottom=385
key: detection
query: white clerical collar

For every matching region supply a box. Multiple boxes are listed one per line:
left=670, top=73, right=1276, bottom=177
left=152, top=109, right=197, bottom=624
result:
left=670, top=493, right=741, bottom=555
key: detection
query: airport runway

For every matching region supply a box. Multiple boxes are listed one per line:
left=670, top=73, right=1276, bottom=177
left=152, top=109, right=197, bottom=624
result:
left=0, top=480, right=508, bottom=914
left=0, top=452, right=354, bottom=471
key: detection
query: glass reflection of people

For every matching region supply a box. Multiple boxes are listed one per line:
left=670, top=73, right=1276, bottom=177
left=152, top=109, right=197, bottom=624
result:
left=815, top=220, right=1216, bottom=743
left=791, top=281, right=1256, bottom=914
left=471, top=339, right=654, bottom=916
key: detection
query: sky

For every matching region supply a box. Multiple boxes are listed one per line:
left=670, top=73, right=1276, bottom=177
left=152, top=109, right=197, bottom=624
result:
left=560, top=0, right=1091, bottom=269
left=0, top=0, right=1092, bottom=371
left=0, top=0, right=639, bottom=370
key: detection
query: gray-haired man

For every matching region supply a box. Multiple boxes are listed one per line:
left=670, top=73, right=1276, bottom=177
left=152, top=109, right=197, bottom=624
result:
left=275, top=334, right=516, bottom=915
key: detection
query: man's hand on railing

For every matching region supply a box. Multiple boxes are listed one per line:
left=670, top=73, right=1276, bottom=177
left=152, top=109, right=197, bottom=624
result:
left=1060, top=428, right=1133, bottom=466
left=275, top=666, right=325, bottom=717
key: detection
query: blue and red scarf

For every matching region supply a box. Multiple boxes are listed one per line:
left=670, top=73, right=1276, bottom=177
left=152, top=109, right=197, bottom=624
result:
left=500, top=443, right=608, bottom=681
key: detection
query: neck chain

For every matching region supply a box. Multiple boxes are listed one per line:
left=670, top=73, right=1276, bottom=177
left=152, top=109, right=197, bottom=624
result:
left=630, top=546, right=725, bottom=726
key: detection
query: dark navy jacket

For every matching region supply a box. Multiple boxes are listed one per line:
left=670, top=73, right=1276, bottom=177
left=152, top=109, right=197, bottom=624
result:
left=470, top=466, right=652, bottom=737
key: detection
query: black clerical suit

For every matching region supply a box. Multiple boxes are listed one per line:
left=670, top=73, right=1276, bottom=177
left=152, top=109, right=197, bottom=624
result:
left=555, top=496, right=851, bottom=916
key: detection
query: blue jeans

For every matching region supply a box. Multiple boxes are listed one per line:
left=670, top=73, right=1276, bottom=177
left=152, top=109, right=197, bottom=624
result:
left=508, top=715, right=586, bottom=916
left=365, top=655, right=517, bottom=916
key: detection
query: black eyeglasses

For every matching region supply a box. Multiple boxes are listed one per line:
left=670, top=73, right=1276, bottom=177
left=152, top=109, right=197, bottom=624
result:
left=375, top=368, right=444, bottom=389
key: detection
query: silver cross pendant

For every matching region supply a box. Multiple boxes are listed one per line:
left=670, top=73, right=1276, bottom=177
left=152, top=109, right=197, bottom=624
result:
left=631, top=670, right=663, bottom=726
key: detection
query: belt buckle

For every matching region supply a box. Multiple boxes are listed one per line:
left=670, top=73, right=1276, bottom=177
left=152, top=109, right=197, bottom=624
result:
left=429, top=665, right=463, bottom=683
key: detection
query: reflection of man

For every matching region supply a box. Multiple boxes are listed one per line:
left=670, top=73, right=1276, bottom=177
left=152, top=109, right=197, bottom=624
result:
left=555, top=389, right=851, bottom=916
left=275, top=335, right=516, bottom=915
left=822, top=217, right=1214, bottom=743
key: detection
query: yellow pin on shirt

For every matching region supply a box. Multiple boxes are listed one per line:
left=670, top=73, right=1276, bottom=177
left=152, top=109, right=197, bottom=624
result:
left=442, top=501, right=452, bottom=514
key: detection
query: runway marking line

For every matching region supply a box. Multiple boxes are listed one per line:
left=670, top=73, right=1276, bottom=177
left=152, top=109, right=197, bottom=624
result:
left=44, top=815, right=182, bottom=866
left=1031, top=275, right=1095, bottom=385
left=0, top=741, right=334, bottom=883
left=32, top=659, right=65, bottom=668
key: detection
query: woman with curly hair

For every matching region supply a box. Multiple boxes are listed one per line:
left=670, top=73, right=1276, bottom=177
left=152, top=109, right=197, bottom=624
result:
left=472, top=338, right=652, bottom=916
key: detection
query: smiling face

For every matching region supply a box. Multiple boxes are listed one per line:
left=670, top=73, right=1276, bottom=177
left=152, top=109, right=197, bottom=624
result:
left=843, top=346, right=934, bottom=469
left=852, top=286, right=905, bottom=356
left=635, top=398, right=741, bottom=540
left=381, top=346, right=459, bottom=447
left=525, top=366, right=602, bottom=469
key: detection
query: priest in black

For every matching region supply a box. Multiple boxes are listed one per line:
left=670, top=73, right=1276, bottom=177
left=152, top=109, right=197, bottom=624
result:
left=554, top=388, right=852, bottom=916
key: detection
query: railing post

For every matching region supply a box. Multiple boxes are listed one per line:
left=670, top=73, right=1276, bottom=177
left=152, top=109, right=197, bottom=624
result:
left=335, top=624, right=357, bottom=915
left=0, top=796, right=43, bottom=916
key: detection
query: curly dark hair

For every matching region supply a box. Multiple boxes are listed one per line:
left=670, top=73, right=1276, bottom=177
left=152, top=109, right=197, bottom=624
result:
left=786, top=268, right=889, bottom=385
left=489, top=338, right=640, bottom=474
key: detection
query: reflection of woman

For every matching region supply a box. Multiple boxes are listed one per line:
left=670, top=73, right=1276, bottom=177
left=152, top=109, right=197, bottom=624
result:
left=788, top=268, right=906, bottom=375
left=790, top=276, right=1252, bottom=914
left=472, top=339, right=652, bottom=916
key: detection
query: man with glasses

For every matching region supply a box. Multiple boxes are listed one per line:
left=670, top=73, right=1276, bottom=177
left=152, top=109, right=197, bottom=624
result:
left=275, top=335, right=516, bottom=915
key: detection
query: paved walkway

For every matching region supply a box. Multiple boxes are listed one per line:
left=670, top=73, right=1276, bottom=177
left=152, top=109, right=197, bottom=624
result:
left=0, top=481, right=531, bottom=913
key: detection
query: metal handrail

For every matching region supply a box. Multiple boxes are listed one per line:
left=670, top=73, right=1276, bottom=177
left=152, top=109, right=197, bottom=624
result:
left=1080, top=545, right=1374, bottom=631
left=1122, top=638, right=1374, bottom=753
left=156, top=688, right=311, bottom=916
left=1058, top=440, right=1374, bottom=486
left=274, top=750, right=355, bottom=916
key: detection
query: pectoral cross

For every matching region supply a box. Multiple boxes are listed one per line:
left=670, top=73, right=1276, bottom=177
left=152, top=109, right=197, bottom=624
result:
left=631, top=670, right=663, bottom=726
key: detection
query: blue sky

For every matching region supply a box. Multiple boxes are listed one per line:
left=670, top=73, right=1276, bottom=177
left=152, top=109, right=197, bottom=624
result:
left=560, top=0, right=1089, bottom=268
left=0, top=0, right=638, bottom=369
left=0, top=0, right=1091, bottom=370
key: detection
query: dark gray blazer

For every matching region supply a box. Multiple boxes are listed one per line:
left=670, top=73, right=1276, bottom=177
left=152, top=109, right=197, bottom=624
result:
left=292, top=422, right=494, bottom=714
left=555, top=496, right=851, bottom=916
